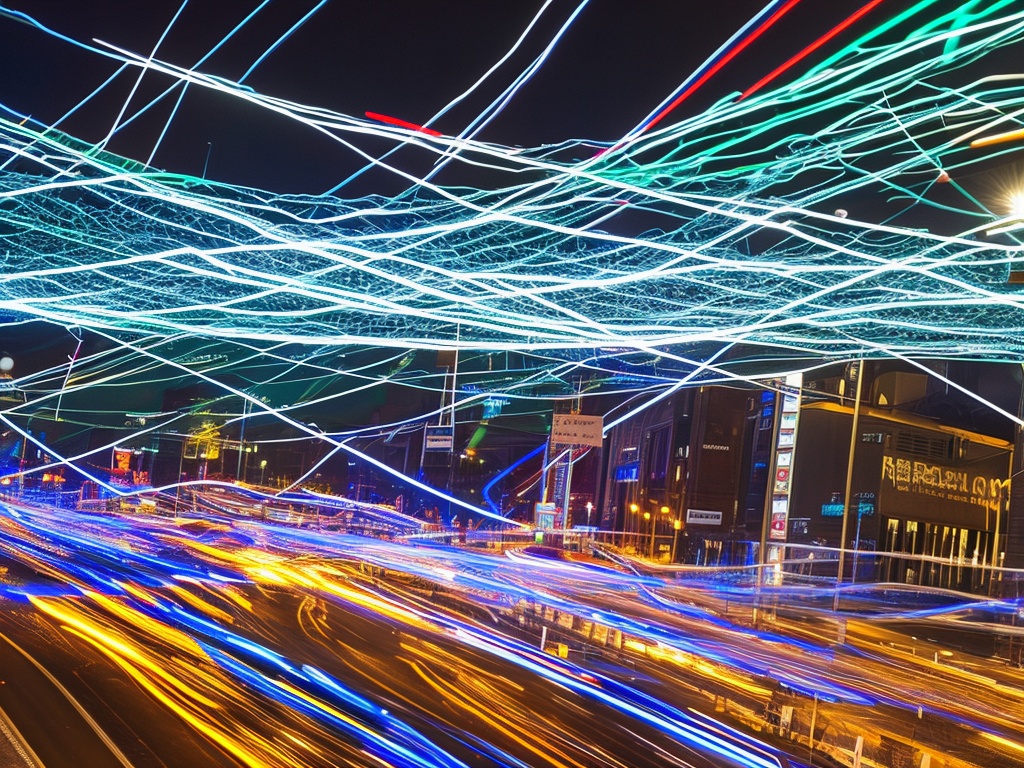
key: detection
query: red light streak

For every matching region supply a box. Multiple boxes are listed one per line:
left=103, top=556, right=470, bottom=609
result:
left=640, top=0, right=805, bottom=135
left=365, top=111, right=442, bottom=137
left=740, top=0, right=886, bottom=101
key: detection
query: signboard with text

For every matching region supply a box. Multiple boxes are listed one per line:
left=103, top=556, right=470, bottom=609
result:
left=550, top=413, right=604, bottom=447
left=424, top=425, right=454, bottom=452
left=879, top=452, right=1009, bottom=529
left=686, top=508, right=723, bottom=525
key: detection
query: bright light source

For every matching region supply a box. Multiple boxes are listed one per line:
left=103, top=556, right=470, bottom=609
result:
left=1012, top=192, right=1024, bottom=219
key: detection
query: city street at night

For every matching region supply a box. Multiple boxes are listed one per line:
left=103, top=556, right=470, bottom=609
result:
left=2, top=1, right=1024, bottom=765
left=0, top=494, right=1020, bottom=766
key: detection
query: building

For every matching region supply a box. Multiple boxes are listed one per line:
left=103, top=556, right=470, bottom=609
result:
left=598, top=360, right=1024, bottom=590
left=601, top=385, right=755, bottom=564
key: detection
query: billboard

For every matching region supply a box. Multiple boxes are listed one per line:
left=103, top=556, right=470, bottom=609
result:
left=879, top=453, right=1009, bottom=530
left=686, top=508, right=723, bottom=526
left=768, top=373, right=802, bottom=542
left=535, top=501, right=559, bottom=529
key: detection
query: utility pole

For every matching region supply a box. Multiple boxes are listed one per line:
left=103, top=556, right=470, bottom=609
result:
left=834, top=359, right=865, bottom=611
left=235, top=397, right=249, bottom=482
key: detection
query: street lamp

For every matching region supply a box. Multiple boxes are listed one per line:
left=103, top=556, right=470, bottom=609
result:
left=653, top=505, right=669, bottom=560
left=259, top=459, right=268, bottom=485
left=647, top=507, right=671, bottom=561
left=672, top=518, right=682, bottom=562
left=629, top=503, right=639, bottom=550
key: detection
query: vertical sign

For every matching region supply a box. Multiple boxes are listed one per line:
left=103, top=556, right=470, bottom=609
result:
left=535, top=502, right=558, bottom=529
left=769, top=373, right=802, bottom=542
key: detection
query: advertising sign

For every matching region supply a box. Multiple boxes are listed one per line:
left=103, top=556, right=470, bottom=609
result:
left=879, top=453, right=1010, bottom=529
left=535, top=502, right=559, bottom=529
left=769, top=497, right=789, bottom=541
left=767, top=373, right=802, bottom=542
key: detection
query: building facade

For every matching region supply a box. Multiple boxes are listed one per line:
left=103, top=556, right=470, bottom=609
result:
left=599, top=360, right=1024, bottom=589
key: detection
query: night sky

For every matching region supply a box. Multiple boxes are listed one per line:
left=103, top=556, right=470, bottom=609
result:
left=0, top=0, right=1011, bottom=377
left=1, top=0, right=1022, bottom=484
left=0, top=0, right=904, bottom=195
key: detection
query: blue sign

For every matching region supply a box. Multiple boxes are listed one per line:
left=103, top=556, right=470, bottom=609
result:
left=821, top=502, right=874, bottom=517
left=615, top=463, right=639, bottom=482
left=424, top=425, right=453, bottom=451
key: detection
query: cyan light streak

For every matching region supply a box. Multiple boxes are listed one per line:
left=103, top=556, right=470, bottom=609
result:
left=0, top=1, right=1023, bottom=516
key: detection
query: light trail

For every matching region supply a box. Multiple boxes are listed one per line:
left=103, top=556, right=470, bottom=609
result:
left=0, top=498, right=1022, bottom=764
left=739, top=0, right=888, bottom=100
left=0, top=0, right=1022, bottom=624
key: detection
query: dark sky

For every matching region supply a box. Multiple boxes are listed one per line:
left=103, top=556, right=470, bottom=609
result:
left=0, top=0, right=884, bottom=196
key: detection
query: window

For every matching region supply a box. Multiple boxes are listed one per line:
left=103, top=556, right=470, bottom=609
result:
left=646, top=426, right=671, bottom=490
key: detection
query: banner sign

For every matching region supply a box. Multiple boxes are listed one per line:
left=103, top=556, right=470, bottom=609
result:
left=769, top=374, right=802, bottom=541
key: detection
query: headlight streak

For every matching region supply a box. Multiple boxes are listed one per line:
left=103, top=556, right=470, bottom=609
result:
left=3, top=499, right=1023, bottom=764
left=199, top=644, right=474, bottom=768
left=0, top=502, right=973, bottom=723
left=273, top=525, right=1024, bottom=737
left=3, top=499, right=788, bottom=765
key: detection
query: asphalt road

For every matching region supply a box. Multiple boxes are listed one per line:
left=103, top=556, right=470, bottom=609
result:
left=0, top=498, right=1020, bottom=767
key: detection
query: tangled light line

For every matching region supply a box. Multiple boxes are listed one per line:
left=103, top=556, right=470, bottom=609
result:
left=0, top=1, right=1023, bottom=505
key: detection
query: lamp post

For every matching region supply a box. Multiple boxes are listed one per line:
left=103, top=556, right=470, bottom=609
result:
left=653, top=505, right=670, bottom=560
left=174, top=437, right=187, bottom=515
left=629, top=503, right=639, bottom=551
left=644, top=511, right=653, bottom=560
left=834, top=358, right=865, bottom=612
left=17, top=416, right=30, bottom=499
left=672, top=518, right=682, bottom=562
left=260, top=459, right=268, bottom=485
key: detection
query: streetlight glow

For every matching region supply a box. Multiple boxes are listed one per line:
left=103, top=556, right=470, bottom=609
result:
left=1012, top=192, right=1024, bottom=219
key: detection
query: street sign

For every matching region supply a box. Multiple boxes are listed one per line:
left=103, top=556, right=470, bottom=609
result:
left=535, top=502, right=559, bottom=529
left=424, top=425, right=453, bottom=451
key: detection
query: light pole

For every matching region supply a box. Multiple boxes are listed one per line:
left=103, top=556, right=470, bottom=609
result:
left=851, top=500, right=866, bottom=585
left=672, top=518, right=682, bottom=562
left=644, top=511, right=653, bottom=560
left=834, top=358, right=865, bottom=612
left=629, top=503, right=639, bottom=551
left=174, top=436, right=187, bottom=515
left=653, top=505, right=670, bottom=560
left=235, top=397, right=250, bottom=482
left=260, top=459, right=268, bottom=485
